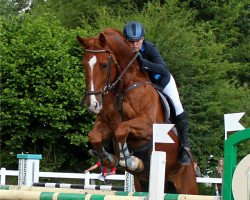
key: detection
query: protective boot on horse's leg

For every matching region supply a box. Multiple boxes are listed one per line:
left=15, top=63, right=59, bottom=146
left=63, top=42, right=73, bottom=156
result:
left=162, top=75, right=192, bottom=165
left=89, top=141, right=114, bottom=157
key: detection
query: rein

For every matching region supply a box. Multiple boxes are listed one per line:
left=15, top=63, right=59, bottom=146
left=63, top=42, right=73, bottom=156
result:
left=109, top=51, right=140, bottom=89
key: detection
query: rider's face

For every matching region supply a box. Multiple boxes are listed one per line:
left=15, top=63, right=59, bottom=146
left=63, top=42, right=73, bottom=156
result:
left=127, top=38, right=144, bottom=52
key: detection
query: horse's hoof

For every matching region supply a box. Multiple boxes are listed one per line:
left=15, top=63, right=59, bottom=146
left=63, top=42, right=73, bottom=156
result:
left=119, top=156, right=144, bottom=172
left=133, top=156, right=144, bottom=172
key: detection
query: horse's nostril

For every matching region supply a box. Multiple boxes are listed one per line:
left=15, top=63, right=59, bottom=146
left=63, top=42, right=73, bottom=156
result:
left=94, top=102, right=98, bottom=109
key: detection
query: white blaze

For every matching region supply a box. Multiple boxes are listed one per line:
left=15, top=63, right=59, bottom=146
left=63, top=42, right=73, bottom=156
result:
left=88, top=56, right=102, bottom=113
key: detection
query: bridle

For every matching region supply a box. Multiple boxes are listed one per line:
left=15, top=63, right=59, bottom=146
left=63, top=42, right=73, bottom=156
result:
left=80, top=49, right=140, bottom=106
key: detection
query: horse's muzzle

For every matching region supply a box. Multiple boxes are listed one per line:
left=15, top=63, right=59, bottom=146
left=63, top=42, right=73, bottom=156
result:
left=87, top=95, right=103, bottom=114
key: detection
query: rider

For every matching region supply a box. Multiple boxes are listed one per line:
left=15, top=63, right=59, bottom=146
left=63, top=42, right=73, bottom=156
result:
left=123, top=21, right=191, bottom=165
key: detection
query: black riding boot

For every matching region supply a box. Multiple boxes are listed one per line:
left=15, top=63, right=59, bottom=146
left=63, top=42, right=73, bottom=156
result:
left=176, top=111, right=192, bottom=165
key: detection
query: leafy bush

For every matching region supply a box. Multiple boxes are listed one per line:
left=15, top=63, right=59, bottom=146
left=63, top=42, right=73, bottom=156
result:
left=0, top=14, right=93, bottom=171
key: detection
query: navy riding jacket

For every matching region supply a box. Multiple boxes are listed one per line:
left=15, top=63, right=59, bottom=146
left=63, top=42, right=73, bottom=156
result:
left=139, top=40, right=171, bottom=90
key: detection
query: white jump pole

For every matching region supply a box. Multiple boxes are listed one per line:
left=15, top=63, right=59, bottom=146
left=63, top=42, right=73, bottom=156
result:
left=148, top=124, right=174, bottom=200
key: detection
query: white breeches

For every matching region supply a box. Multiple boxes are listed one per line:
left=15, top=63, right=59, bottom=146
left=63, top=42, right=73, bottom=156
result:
left=162, top=74, right=184, bottom=116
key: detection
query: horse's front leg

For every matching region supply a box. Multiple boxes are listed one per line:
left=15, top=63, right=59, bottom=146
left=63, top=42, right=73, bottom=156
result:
left=118, top=142, right=144, bottom=172
left=88, top=118, right=118, bottom=168
left=115, top=118, right=152, bottom=172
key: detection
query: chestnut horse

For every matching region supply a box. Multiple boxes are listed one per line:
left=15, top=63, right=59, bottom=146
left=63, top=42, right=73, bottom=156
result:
left=77, top=28, right=198, bottom=194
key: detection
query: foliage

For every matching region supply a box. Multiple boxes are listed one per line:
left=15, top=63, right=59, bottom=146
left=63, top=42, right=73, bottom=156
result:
left=0, top=0, right=30, bottom=16
left=32, top=0, right=137, bottom=29
left=184, top=0, right=250, bottom=87
left=0, top=13, right=93, bottom=171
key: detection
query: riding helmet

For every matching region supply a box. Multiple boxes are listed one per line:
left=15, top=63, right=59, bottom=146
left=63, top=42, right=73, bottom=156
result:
left=123, top=21, right=144, bottom=41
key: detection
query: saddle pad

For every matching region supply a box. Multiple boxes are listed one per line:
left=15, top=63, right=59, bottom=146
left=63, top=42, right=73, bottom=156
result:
left=157, top=91, right=170, bottom=122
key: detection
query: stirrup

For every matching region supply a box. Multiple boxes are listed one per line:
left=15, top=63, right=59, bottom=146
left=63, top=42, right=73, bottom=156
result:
left=180, top=147, right=192, bottom=165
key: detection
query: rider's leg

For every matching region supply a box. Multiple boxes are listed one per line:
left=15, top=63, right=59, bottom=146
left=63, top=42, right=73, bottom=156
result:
left=162, top=74, right=191, bottom=165
left=175, top=111, right=192, bottom=165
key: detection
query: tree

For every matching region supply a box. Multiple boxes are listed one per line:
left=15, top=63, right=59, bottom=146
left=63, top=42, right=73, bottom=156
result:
left=182, top=0, right=249, bottom=87
left=32, top=0, right=137, bottom=29
left=0, top=13, right=93, bottom=171
left=0, top=0, right=32, bottom=16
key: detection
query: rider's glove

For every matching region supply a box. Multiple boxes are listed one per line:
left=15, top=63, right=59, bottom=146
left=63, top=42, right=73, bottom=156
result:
left=136, top=53, right=149, bottom=72
left=135, top=52, right=150, bottom=72
left=136, top=52, right=144, bottom=67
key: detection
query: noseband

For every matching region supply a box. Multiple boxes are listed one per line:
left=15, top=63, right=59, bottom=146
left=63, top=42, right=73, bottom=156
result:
left=80, top=49, right=140, bottom=106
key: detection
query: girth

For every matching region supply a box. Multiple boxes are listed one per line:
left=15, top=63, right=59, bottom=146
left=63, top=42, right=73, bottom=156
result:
left=115, top=81, right=152, bottom=120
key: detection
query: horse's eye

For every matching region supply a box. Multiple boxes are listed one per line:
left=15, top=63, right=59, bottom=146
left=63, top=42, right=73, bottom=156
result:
left=100, top=63, right=108, bottom=69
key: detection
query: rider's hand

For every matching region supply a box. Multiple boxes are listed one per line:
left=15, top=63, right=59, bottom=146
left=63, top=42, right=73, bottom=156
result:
left=136, top=52, right=143, bottom=66
left=103, top=173, right=108, bottom=176
left=135, top=52, right=149, bottom=71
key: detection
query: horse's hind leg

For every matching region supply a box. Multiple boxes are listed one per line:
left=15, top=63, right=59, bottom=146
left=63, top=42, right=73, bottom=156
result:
left=134, top=177, right=149, bottom=192
left=173, top=165, right=198, bottom=194
left=165, top=180, right=177, bottom=194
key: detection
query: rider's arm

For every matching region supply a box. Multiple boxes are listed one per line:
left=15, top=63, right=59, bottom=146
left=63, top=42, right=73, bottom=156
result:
left=103, top=168, right=116, bottom=176
left=109, top=168, right=117, bottom=175
left=84, top=163, right=99, bottom=173
left=140, top=42, right=169, bottom=75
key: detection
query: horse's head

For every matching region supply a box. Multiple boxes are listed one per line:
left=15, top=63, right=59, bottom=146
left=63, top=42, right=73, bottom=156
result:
left=77, top=33, right=119, bottom=114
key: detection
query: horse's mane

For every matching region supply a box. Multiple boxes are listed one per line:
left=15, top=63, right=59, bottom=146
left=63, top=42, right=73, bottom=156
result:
left=101, top=28, right=134, bottom=57
left=102, top=28, right=123, bottom=38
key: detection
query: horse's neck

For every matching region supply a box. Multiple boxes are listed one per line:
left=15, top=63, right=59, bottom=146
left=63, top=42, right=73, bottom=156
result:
left=112, top=50, right=148, bottom=83
left=120, top=61, right=149, bottom=88
left=106, top=34, right=149, bottom=87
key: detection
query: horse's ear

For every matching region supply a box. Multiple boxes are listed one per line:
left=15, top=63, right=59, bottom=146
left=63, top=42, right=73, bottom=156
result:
left=77, top=35, right=85, bottom=46
left=99, top=33, right=107, bottom=47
